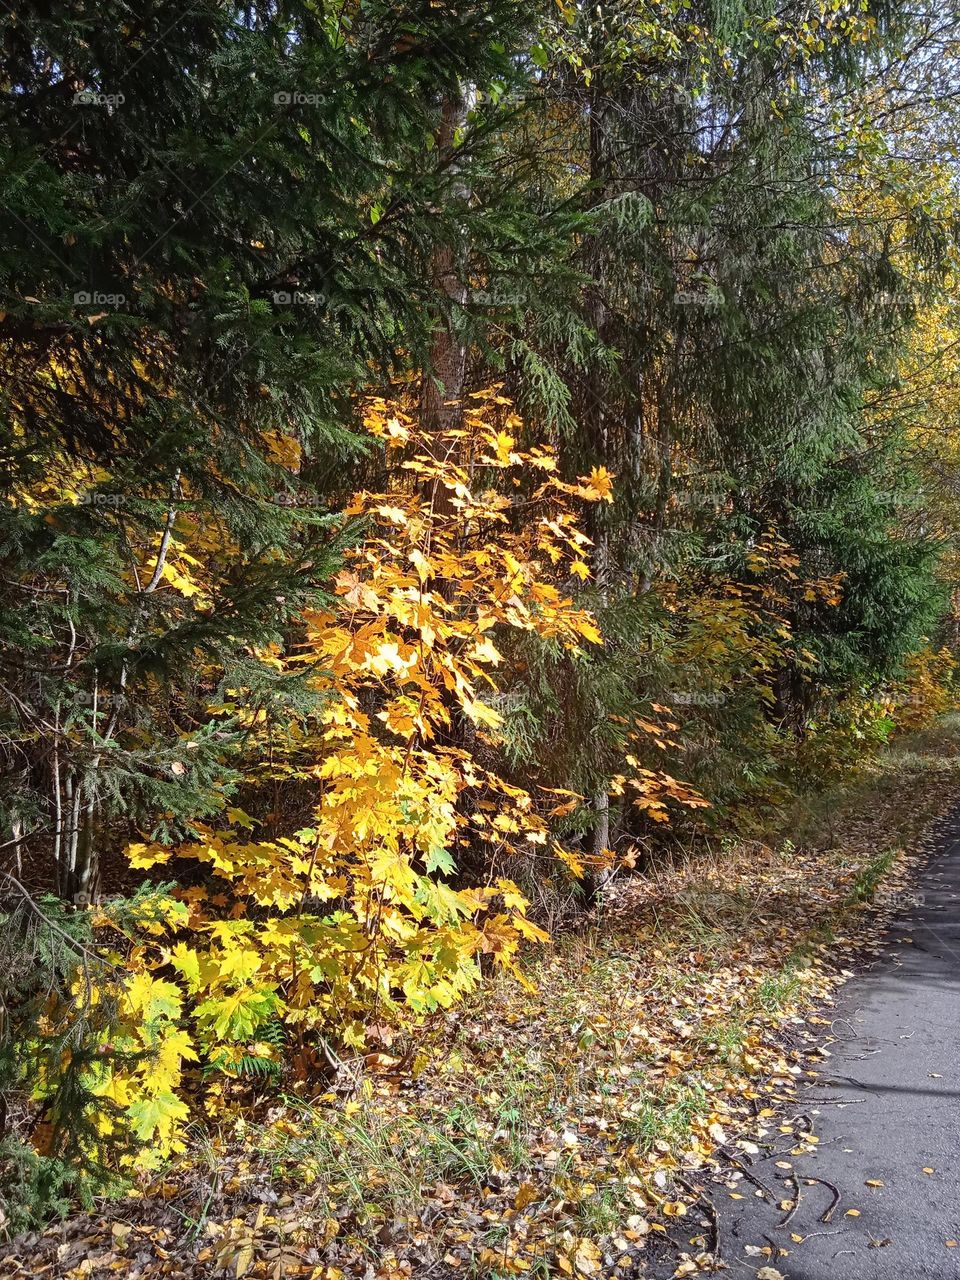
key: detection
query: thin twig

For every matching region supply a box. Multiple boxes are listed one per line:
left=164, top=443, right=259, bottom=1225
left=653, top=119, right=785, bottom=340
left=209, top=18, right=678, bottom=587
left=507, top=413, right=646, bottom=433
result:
left=719, top=1146, right=776, bottom=1200
left=1, top=873, right=120, bottom=973
left=803, top=1175, right=842, bottom=1223
left=676, top=1175, right=720, bottom=1261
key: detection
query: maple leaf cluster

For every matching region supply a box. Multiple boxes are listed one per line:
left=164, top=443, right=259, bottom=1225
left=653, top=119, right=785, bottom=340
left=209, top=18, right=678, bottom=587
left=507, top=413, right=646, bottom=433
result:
left=69, top=393, right=618, bottom=1162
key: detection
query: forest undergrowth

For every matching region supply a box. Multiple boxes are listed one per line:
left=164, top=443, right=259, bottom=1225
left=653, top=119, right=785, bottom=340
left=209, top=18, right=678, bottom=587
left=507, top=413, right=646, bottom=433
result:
left=5, top=2, right=960, bottom=1271
left=5, top=718, right=959, bottom=1280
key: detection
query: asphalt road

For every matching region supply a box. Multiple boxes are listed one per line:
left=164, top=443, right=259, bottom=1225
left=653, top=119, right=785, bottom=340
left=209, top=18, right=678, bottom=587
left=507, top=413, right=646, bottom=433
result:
left=695, top=815, right=960, bottom=1280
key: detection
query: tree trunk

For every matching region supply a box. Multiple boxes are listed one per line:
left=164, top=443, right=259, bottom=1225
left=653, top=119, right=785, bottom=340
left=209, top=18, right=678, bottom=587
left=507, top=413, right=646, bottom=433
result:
left=420, top=88, right=470, bottom=525
left=582, top=78, right=614, bottom=866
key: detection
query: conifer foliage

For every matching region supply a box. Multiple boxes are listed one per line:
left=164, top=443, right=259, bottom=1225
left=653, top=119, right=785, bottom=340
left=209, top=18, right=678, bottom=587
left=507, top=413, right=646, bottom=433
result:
left=1, top=0, right=960, bottom=1228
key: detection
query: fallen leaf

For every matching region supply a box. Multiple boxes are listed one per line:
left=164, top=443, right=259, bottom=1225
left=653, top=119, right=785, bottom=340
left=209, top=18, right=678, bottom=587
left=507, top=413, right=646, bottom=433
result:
left=572, top=1238, right=602, bottom=1275
left=514, top=1181, right=539, bottom=1210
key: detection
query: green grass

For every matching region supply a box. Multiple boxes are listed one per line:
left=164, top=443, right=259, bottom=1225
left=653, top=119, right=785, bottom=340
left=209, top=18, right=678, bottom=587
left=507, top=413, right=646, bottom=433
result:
left=754, top=969, right=804, bottom=1012
left=845, top=848, right=898, bottom=904
left=574, top=1181, right=635, bottom=1235
left=620, top=1081, right=709, bottom=1153
left=252, top=1100, right=497, bottom=1225
left=692, top=1018, right=749, bottom=1064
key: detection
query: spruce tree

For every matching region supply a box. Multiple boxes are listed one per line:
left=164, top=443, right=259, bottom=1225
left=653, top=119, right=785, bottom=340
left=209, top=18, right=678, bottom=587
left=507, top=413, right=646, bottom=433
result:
left=0, top=0, right=542, bottom=899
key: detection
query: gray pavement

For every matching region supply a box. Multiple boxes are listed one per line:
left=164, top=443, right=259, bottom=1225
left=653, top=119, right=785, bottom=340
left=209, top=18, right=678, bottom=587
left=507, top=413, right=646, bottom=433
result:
left=691, top=817, right=960, bottom=1280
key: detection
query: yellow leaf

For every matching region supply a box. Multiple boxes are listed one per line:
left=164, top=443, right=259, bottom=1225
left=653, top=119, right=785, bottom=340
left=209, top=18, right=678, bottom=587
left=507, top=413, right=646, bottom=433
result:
left=573, top=1238, right=602, bottom=1275
left=375, top=504, right=408, bottom=525
left=169, top=943, right=202, bottom=992
left=124, top=972, right=183, bottom=1022
left=514, top=1181, right=539, bottom=1210
left=127, top=842, right=172, bottom=870
left=584, top=466, right=614, bottom=501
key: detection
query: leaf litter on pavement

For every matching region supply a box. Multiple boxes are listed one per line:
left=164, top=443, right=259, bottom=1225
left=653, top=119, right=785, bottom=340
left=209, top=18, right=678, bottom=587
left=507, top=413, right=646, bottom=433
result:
left=2, top=735, right=960, bottom=1280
